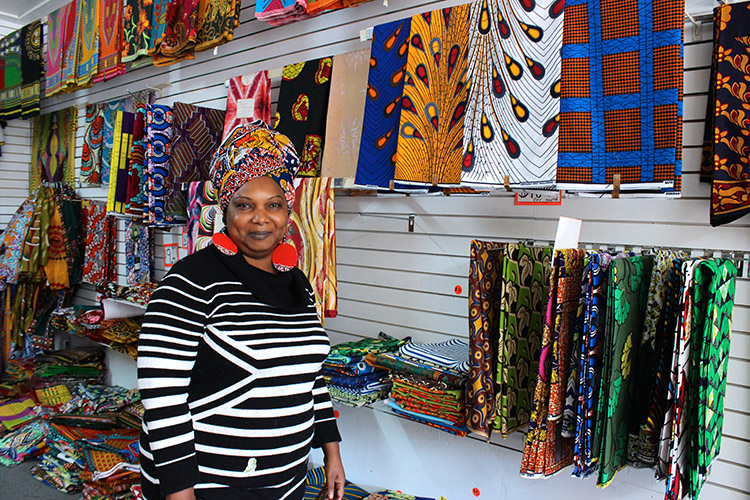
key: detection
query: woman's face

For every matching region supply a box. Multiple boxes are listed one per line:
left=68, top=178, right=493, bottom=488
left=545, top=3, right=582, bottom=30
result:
left=225, top=176, right=289, bottom=270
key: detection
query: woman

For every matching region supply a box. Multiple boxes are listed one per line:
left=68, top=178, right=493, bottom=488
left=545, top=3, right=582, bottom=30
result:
left=137, top=122, right=345, bottom=500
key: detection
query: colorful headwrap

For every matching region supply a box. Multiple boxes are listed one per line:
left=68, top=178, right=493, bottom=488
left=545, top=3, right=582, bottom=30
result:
left=209, top=120, right=300, bottom=214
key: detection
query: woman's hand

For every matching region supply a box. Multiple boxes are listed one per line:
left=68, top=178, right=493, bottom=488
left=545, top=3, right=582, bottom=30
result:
left=166, top=487, right=196, bottom=500
left=322, top=441, right=345, bottom=500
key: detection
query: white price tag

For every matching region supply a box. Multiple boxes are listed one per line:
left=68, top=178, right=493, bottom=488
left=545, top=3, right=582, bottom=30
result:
left=236, top=98, right=256, bottom=118
left=163, top=244, right=179, bottom=268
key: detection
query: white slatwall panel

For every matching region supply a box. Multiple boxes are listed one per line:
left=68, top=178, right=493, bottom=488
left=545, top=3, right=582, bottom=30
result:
left=0, top=0, right=746, bottom=498
left=0, top=19, right=30, bottom=228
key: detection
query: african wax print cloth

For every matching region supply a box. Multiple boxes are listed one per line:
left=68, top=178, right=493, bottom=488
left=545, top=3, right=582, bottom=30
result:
left=255, top=0, right=310, bottom=26
left=306, top=0, right=343, bottom=15
left=0, top=197, right=34, bottom=291
left=304, top=467, right=370, bottom=500
left=107, top=111, right=136, bottom=213
left=321, top=49, right=370, bottom=179
left=466, top=240, right=502, bottom=437
left=626, top=251, right=687, bottom=467
left=100, top=99, right=124, bottom=184
left=81, top=103, right=105, bottom=185
left=148, top=0, right=170, bottom=55
left=125, top=104, right=149, bottom=217
left=20, top=20, right=43, bottom=118
left=0, top=419, right=49, bottom=466
left=556, top=0, right=684, bottom=193
left=186, top=180, right=219, bottom=253
left=493, top=244, right=551, bottom=437
left=166, top=102, right=225, bottom=217
left=94, top=0, right=125, bottom=82
left=0, top=397, right=36, bottom=430
left=124, top=220, right=153, bottom=285
left=330, top=334, right=408, bottom=359
left=685, top=259, right=737, bottom=499
left=75, top=0, right=99, bottom=86
left=328, top=385, right=390, bottom=407
left=100, top=318, right=143, bottom=344
left=44, top=201, right=70, bottom=290
left=122, top=0, right=153, bottom=63
left=367, top=352, right=466, bottom=388
left=288, top=177, right=337, bottom=319
left=45, top=2, right=76, bottom=97
left=570, top=252, right=615, bottom=477
left=275, top=57, right=333, bottom=177
left=35, top=384, right=73, bottom=407
left=195, top=0, right=241, bottom=51
left=394, top=6, right=470, bottom=186
left=701, top=3, right=750, bottom=226
left=81, top=200, right=117, bottom=286
left=595, top=255, right=653, bottom=487
left=325, top=357, right=377, bottom=376
left=153, top=0, right=199, bottom=65
left=223, top=71, right=272, bottom=140
left=520, top=248, right=584, bottom=477
left=0, top=29, right=22, bottom=120
left=355, top=18, right=411, bottom=189
left=61, top=0, right=79, bottom=89
left=386, top=399, right=469, bottom=436
left=30, top=107, right=78, bottom=192
left=145, top=104, right=175, bottom=225
left=399, top=339, right=470, bottom=374
left=461, top=0, right=563, bottom=189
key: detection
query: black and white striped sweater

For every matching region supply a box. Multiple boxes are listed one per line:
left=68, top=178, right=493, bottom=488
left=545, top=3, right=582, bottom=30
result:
left=137, top=246, right=340, bottom=500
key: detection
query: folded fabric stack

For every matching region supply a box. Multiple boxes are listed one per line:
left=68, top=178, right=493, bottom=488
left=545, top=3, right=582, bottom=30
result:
left=99, top=282, right=158, bottom=307
left=117, top=401, right=144, bottom=429
left=90, top=317, right=143, bottom=360
left=255, top=0, right=311, bottom=26
left=0, top=396, right=39, bottom=431
left=0, top=419, right=50, bottom=466
left=56, top=384, right=140, bottom=416
left=366, top=339, right=469, bottom=388
left=304, top=466, right=370, bottom=499
left=34, top=347, right=106, bottom=386
left=323, top=334, right=408, bottom=407
left=48, top=306, right=103, bottom=338
left=387, top=374, right=468, bottom=436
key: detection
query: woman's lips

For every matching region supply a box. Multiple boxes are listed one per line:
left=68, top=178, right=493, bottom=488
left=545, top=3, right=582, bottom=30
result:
left=247, top=231, right=272, bottom=240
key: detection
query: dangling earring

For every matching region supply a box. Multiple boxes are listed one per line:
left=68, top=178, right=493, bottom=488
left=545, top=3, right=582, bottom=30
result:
left=272, top=237, right=297, bottom=272
left=213, top=228, right=238, bottom=256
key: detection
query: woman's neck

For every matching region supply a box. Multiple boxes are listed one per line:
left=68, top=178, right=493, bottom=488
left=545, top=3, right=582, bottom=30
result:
left=241, top=253, right=277, bottom=274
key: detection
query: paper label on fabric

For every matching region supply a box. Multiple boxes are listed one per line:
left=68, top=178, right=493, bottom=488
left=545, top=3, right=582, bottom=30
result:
left=236, top=98, right=256, bottom=118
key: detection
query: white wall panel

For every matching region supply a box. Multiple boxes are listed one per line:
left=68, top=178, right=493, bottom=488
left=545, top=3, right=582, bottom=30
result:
left=0, top=0, right=746, bottom=498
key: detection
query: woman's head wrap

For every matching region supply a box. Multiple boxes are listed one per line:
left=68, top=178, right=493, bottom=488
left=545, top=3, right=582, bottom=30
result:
left=209, top=121, right=300, bottom=214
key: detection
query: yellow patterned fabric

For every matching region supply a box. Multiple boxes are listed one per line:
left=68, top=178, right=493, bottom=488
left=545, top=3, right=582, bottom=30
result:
left=195, top=0, right=241, bottom=52
left=30, top=108, right=78, bottom=192
left=394, top=6, right=471, bottom=186
left=75, top=0, right=99, bottom=86
left=35, top=384, right=73, bottom=407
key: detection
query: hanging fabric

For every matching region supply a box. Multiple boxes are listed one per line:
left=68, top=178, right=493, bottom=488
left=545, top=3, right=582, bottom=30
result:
left=195, top=0, right=241, bottom=52
left=555, top=0, right=684, bottom=193
left=394, top=6, right=471, bottom=186
left=462, top=0, right=563, bottom=189
left=81, top=103, right=104, bottom=185
left=0, top=197, right=35, bottom=291
left=466, top=240, right=503, bottom=438
left=61, top=0, right=79, bottom=90
left=494, top=243, right=551, bottom=437
left=125, top=103, right=149, bottom=218
left=145, top=104, right=175, bottom=226
left=165, top=102, right=225, bottom=218
left=30, top=107, right=78, bottom=192
left=122, top=0, right=153, bottom=64
left=321, top=49, right=370, bottom=179
left=81, top=200, right=117, bottom=286
left=95, top=0, right=126, bottom=82
left=107, top=111, right=136, bottom=214
left=20, top=20, right=42, bottom=118
left=45, top=3, right=75, bottom=97
left=255, top=0, right=309, bottom=26
left=700, top=3, right=750, bottom=226
left=101, top=99, right=124, bottom=184
left=0, top=29, right=22, bottom=120
left=223, top=71, right=272, bottom=141
left=275, top=57, right=334, bottom=177
left=43, top=202, right=70, bottom=291
left=306, top=0, right=344, bottom=15
left=124, top=220, right=153, bottom=285
left=355, top=18, right=412, bottom=189
left=153, top=0, right=200, bottom=66
left=75, top=0, right=100, bottom=87
left=149, top=0, right=171, bottom=55
left=186, top=180, right=219, bottom=253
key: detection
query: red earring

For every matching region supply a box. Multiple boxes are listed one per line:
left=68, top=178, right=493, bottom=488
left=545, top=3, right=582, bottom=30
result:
left=272, top=238, right=297, bottom=272
left=213, top=230, right=238, bottom=256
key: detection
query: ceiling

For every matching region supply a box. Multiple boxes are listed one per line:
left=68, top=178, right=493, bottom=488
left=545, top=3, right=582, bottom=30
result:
left=0, top=0, right=720, bottom=33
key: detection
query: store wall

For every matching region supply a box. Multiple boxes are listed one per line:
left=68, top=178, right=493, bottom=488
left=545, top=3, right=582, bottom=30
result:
left=0, top=0, right=748, bottom=498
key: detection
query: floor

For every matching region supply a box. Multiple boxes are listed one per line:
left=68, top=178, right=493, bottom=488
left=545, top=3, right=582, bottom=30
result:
left=0, top=461, right=74, bottom=499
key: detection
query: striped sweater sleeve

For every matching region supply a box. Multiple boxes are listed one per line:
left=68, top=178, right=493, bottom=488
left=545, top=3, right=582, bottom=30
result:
left=311, top=371, right=342, bottom=447
left=137, top=269, right=206, bottom=496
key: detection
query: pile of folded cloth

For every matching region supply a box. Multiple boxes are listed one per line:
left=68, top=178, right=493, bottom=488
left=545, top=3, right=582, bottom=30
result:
left=117, top=401, right=145, bottom=429
left=367, top=339, right=470, bottom=436
left=255, top=0, right=311, bottom=26
left=0, top=418, right=50, bottom=466
left=34, top=347, right=106, bottom=385
left=55, top=384, right=140, bottom=417
left=86, top=317, right=143, bottom=360
left=323, top=334, right=408, bottom=407
left=99, top=282, right=158, bottom=308
left=32, top=422, right=140, bottom=495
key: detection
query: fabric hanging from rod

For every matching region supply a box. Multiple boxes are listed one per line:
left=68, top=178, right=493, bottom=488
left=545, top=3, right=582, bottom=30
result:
left=195, top=0, right=242, bottom=52
left=186, top=180, right=219, bottom=254
left=461, top=0, right=563, bottom=189
left=45, top=3, right=75, bottom=97
left=321, top=49, right=370, bottom=179
left=394, top=6, right=471, bottom=186
left=275, top=57, right=334, bottom=177
left=0, top=29, right=22, bottom=120
left=555, top=0, right=685, bottom=194
left=75, top=0, right=100, bottom=87
left=95, top=0, right=126, bottom=82
left=145, top=103, right=176, bottom=226
left=81, top=103, right=104, bottom=185
left=122, top=0, right=153, bottom=64
left=20, top=20, right=43, bottom=119
left=61, top=0, right=79, bottom=90
left=355, top=18, right=412, bottom=189
left=223, top=71, right=272, bottom=141
left=30, top=108, right=78, bottom=192
left=700, top=2, right=750, bottom=226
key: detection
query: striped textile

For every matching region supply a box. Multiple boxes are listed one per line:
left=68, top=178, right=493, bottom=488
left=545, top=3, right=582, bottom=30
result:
left=398, top=339, right=470, bottom=374
left=138, top=247, right=340, bottom=499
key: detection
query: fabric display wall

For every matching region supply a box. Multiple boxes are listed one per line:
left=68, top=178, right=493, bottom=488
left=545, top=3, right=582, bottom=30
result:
left=0, top=20, right=43, bottom=120
left=463, top=241, right=740, bottom=498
